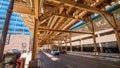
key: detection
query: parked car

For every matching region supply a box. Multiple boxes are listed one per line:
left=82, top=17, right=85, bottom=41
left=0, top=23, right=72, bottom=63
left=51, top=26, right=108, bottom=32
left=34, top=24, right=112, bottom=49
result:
left=51, top=50, right=60, bottom=55
left=46, top=49, right=51, bottom=53
left=60, top=49, right=67, bottom=54
left=7, top=49, right=21, bottom=59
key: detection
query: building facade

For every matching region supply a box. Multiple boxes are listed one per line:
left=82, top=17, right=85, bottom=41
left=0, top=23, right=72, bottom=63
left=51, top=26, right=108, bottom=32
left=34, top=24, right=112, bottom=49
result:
left=0, top=0, right=31, bottom=51
left=0, top=0, right=30, bottom=35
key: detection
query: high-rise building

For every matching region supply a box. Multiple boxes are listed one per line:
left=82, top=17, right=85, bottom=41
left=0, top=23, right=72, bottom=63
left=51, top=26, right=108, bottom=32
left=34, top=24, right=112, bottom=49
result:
left=0, top=0, right=30, bottom=35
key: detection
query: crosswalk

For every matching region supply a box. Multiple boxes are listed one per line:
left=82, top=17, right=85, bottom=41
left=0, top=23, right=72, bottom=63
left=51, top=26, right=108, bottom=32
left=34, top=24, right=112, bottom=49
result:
left=43, top=52, right=60, bottom=61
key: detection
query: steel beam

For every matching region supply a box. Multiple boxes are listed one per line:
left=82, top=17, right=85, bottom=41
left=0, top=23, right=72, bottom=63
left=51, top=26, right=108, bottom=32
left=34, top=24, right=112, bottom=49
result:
left=32, top=19, right=39, bottom=60
left=34, top=0, right=40, bottom=19
left=39, top=27, right=92, bottom=34
left=111, top=15, right=120, bottom=57
left=47, top=0, right=112, bottom=16
left=58, top=38, right=60, bottom=51
left=89, top=16, right=99, bottom=55
left=65, top=36, right=67, bottom=51
left=0, top=0, right=14, bottom=65
left=39, top=3, right=63, bottom=21
left=69, top=33, right=72, bottom=52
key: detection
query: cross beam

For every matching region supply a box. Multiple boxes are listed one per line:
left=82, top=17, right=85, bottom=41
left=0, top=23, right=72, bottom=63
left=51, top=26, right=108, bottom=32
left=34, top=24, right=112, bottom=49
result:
left=47, top=0, right=112, bottom=16
left=39, top=27, right=92, bottom=34
left=13, top=3, right=35, bottom=16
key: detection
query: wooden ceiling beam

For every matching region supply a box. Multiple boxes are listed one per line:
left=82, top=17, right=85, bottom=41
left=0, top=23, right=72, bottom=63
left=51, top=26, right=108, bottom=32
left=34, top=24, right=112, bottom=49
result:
left=13, top=4, right=35, bottom=16
left=78, top=0, right=104, bottom=18
left=34, top=0, right=40, bottom=19
left=59, top=19, right=72, bottom=30
left=50, top=16, right=59, bottom=29
left=59, top=6, right=64, bottom=15
left=54, top=15, right=79, bottom=20
left=47, top=0, right=112, bottom=16
left=20, top=15, right=34, bottom=33
left=39, top=27, right=92, bottom=34
left=55, top=19, right=78, bottom=35
left=53, top=17, right=64, bottom=29
left=39, top=3, right=64, bottom=21
left=49, top=18, right=68, bottom=35
left=66, top=7, right=72, bottom=15
left=39, top=16, right=51, bottom=25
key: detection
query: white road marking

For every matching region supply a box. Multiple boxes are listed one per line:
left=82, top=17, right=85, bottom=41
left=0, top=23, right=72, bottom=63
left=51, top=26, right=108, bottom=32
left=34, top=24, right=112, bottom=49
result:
left=66, top=64, right=73, bottom=68
left=43, top=52, right=60, bottom=61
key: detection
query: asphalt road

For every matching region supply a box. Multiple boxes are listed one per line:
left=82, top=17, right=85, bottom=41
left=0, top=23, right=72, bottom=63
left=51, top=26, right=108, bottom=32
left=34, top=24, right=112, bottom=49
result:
left=38, top=51, right=120, bottom=68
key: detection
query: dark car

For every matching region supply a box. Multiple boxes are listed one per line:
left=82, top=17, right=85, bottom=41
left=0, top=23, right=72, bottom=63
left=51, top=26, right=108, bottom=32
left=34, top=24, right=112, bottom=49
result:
left=60, top=49, right=67, bottom=54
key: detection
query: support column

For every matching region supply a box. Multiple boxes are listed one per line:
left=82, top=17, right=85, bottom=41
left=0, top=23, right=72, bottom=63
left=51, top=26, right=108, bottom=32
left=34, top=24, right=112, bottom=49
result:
left=60, top=39, right=62, bottom=50
left=103, top=14, right=120, bottom=57
left=111, top=15, right=120, bottom=57
left=58, top=38, right=60, bottom=51
left=89, top=17, right=99, bottom=55
left=97, top=34, right=103, bottom=53
left=0, top=0, right=14, bottom=65
left=32, top=19, right=39, bottom=60
left=70, top=33, right=72, bottom=52
left=65, top=36, right=67, bottom=51
left=80, top=40, right=83, bottom=52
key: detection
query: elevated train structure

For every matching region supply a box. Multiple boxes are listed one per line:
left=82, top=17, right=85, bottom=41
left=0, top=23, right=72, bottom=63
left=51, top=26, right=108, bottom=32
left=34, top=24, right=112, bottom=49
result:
left=57, top=4, right=120, bottom=53
left=1, top=0, right=120, bottom=67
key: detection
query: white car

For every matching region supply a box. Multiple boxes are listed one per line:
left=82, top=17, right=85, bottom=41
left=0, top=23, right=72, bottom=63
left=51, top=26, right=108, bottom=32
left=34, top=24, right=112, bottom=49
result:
left=51, top=50, right=60, bottom=55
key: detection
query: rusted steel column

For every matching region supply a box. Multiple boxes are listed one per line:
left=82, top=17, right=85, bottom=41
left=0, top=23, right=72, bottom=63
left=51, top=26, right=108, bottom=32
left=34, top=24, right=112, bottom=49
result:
left=89, top=17, right=99, bottom=55
left=0, top=0, right=14, bottom=64
left=32, top=19, right=39, bottom=60
left=69, top=33, right=72, bottom=52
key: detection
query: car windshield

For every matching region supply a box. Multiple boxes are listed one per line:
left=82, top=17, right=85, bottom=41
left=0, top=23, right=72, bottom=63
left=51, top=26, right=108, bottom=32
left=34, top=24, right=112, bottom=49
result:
left=53, top=50, right=57, bottom=51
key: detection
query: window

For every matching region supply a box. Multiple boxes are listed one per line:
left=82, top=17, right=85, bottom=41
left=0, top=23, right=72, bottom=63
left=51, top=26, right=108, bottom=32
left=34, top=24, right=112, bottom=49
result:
left=16, top=29, right=23, bottom=32
left=100, top=20, right=106, bottom=25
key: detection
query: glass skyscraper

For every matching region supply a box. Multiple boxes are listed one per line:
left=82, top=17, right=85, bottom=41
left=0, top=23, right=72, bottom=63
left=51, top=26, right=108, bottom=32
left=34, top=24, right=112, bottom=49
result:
left=0, top=0, right=30, bottom=35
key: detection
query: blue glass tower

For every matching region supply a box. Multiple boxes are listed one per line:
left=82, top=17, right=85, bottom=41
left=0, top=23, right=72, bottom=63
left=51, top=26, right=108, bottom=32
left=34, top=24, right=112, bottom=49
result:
left=0, top=0, right=30, bottom=35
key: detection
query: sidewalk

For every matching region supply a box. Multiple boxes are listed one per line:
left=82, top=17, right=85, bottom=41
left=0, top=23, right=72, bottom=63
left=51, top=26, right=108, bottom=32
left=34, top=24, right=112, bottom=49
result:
left=21, top=52, right=32, bottom=68
left=68, top=51, right=120, bottom=62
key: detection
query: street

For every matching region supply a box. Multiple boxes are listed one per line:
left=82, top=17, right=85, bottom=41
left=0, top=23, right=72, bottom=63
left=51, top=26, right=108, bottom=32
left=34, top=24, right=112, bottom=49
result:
left=38, top=51, right=120, bottom=68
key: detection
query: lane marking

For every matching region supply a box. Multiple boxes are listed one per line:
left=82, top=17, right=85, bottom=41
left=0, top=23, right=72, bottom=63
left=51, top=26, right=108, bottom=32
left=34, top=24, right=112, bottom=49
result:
left=66, top=64, right=73, bottom=68
left=43, top=52, right=60, bottom=61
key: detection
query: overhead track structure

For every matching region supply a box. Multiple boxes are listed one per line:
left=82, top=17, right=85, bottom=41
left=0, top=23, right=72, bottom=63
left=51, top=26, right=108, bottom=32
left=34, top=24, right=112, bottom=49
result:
left=12, top=0, right=120, bottom=56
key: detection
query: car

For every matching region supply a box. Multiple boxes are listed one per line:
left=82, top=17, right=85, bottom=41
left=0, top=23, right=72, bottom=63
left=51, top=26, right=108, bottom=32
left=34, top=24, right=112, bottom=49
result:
left=60, top=49, right=67, bottom=54
left=7, top=49, right=21, bottom=59
left=51, top=50, right=60, bottom=55
left=45, top=49, right=51, bottom=53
